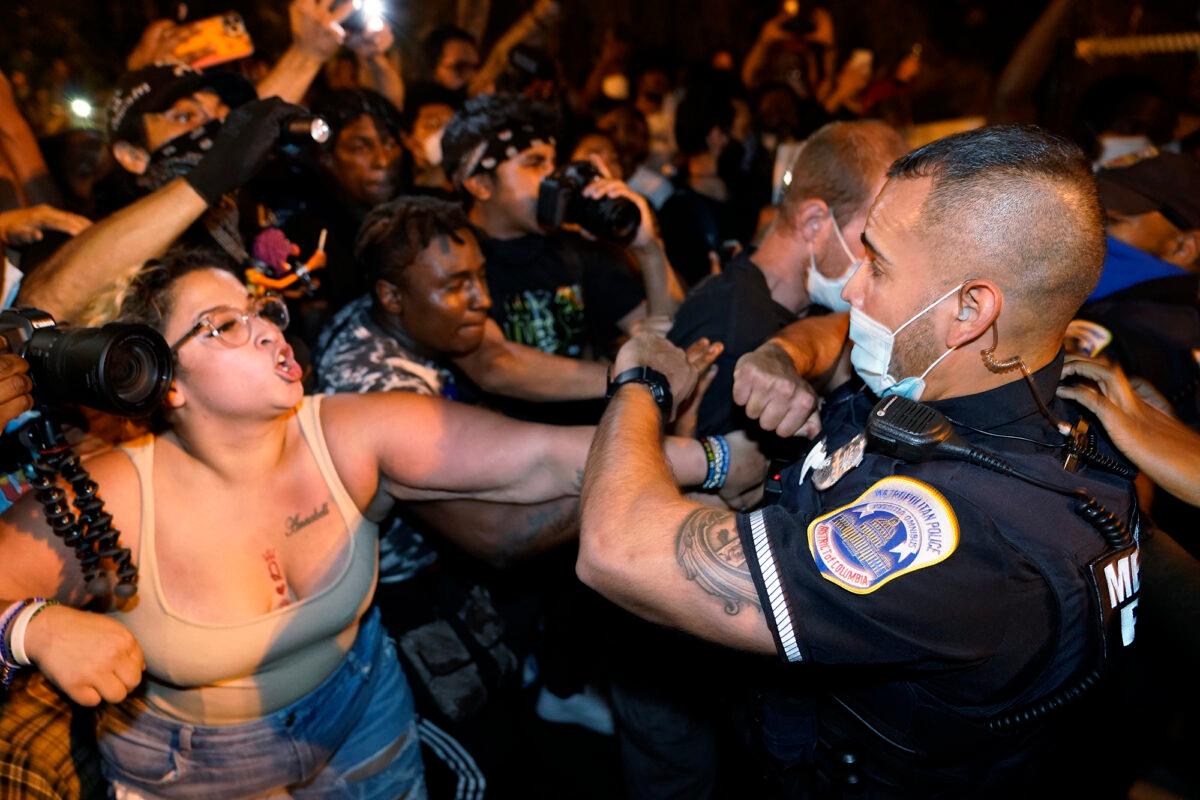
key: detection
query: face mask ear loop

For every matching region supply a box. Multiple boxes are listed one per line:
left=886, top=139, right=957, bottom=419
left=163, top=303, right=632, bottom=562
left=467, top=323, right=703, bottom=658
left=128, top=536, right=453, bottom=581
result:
left=830, top=213, right=859, bottom=271
left=981, top=324, right=1071, bottom=435
left=918, top=342, right=958, bottom=382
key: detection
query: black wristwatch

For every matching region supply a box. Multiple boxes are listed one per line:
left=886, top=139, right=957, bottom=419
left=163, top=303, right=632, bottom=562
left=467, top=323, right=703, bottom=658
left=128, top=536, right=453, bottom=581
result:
left=606, top=365, right=673, bottom=420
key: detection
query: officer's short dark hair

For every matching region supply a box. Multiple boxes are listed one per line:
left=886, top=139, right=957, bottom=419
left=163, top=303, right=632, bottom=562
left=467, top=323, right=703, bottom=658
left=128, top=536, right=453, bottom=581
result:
left=423, top=25, right=476, bottom=71
left=356, top=195, right=474, bottom=292
left=440, top=94, right=559, bottom=186
left=887, top=124, right=1106, bottom=331
left=312, top=89, right=402, bottom=153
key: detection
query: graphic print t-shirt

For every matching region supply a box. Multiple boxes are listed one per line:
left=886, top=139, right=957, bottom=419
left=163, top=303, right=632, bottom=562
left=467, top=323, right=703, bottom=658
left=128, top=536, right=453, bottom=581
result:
left=479, top=233, right=645, bottom=358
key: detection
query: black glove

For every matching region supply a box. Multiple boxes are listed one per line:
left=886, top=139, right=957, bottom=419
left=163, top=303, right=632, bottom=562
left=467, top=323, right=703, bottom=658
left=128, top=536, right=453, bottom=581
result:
left=184, top=97, right=307, bottom=207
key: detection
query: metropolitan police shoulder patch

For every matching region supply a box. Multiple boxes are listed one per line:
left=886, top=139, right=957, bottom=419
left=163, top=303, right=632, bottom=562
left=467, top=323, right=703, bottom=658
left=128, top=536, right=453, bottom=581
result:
left=808, top=476, right=958, bottom=594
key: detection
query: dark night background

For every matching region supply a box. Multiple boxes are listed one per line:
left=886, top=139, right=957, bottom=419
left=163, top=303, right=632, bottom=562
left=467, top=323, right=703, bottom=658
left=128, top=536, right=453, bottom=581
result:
left=2, top=0, right=1198, bottom=135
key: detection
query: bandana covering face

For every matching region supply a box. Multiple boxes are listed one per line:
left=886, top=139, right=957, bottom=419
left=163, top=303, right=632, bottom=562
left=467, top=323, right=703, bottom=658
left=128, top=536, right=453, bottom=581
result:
left=456, top=123, right=556, bottom=186
left=136, top=118, right=222, bottom=195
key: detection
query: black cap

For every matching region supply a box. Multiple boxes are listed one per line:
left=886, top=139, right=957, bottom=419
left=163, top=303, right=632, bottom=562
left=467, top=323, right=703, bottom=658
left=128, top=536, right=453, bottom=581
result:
left=107, top=62, right=255, bottom=144
left=1095, top=150, right=1200, bottom=231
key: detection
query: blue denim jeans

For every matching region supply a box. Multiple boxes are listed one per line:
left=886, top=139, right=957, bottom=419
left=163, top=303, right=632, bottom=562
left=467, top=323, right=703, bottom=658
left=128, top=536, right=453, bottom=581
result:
left=97, top=608, right=425, bottom=799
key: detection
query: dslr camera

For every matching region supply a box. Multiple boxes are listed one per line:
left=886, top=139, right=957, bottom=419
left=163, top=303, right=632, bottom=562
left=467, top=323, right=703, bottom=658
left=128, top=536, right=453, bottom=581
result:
left=536, top=161, right=641, bottom=246
left=0, top=309, right=173, bottom=418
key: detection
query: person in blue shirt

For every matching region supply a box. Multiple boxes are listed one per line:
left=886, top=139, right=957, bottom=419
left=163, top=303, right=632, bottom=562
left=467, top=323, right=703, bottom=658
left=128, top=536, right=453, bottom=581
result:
left=1071, top=152, right=1200, bottom=428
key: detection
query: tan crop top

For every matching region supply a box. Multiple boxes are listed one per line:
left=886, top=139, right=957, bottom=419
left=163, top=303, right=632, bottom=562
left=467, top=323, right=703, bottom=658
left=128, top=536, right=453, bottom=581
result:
left=108, top=396, right=378, bottom=725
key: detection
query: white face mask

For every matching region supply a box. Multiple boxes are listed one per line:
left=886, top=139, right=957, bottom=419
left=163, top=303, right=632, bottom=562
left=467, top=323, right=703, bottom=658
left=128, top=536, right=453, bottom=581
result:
left=848, top=282, right=965, bottom=400
left=421, top=128, right=445, bottom=167
left=805, top=214, right=859, bottom=312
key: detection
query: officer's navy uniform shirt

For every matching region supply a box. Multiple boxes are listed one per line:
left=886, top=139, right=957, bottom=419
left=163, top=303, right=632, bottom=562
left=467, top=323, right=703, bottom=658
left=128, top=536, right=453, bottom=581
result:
left=734, top=354, right=1138, bottom=787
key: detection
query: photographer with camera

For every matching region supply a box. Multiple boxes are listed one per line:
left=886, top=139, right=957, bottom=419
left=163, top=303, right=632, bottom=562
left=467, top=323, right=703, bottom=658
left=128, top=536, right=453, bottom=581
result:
left=0, top=351, right=32, bottom=431
left=0, top=245, right=762, bottom=797
left=442, top=94, right=684, bottom=363
left=313, top=197, right=610, bottom=792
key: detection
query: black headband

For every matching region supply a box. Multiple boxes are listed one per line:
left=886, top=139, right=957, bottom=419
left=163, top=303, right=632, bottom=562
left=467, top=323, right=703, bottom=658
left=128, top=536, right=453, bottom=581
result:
left=458, top=123, right=555, bottom=183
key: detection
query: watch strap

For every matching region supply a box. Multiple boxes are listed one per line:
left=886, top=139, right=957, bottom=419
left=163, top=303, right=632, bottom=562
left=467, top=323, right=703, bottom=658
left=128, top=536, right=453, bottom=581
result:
left=606, top=365, right=673, bottom=419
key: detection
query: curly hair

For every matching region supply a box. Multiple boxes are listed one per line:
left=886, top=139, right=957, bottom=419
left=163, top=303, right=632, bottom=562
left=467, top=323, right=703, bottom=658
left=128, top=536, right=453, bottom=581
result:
left=311, top=89, right=403, bottom=154
left=440, top=93, right=559, bottom=187
left=116, top=247, right=242, bottom=335
left=355, top=195, right=473, bottom=293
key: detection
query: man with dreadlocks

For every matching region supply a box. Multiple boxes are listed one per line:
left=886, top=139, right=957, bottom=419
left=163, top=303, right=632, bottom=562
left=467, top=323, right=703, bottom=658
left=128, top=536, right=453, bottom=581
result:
left=312, top=195, right=733, bottom=794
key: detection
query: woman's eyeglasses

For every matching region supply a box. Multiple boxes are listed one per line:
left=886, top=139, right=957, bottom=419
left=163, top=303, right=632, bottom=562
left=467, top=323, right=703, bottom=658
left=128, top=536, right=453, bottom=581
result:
left=170, top=294, right=290, bottom=353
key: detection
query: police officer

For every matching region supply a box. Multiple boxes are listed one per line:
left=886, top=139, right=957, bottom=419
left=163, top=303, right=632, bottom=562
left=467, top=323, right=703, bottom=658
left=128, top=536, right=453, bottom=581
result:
left=576, top=125, right=1141, bottom=797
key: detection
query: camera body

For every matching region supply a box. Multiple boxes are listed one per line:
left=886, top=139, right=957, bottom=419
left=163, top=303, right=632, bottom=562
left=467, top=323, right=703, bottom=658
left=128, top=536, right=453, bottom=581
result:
left=536, top=161, right=641, bottom=245
left=0, top=309, right=174, bottom=418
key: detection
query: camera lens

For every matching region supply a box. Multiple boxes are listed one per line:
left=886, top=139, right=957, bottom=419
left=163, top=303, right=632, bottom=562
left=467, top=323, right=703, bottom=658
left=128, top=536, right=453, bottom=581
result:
left=556, top=160, right=641, bottom=246
left=587, top=197, right=640, bottom=245
left=24, top=324, right=173, bottom=417
left=103, top=337, right=160, bottom=407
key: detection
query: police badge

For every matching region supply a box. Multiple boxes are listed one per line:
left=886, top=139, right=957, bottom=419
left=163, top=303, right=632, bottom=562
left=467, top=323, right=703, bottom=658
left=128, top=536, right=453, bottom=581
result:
left=811, top=433, right=866, bottom=491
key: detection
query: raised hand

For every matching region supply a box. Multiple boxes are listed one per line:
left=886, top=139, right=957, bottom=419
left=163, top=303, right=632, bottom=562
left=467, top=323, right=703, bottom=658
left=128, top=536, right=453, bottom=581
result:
left=289, top=0, right=354, bottom=62
left=1058, top=354, right=1200, bottom=506
left=612, top=333, right=723, bottom=421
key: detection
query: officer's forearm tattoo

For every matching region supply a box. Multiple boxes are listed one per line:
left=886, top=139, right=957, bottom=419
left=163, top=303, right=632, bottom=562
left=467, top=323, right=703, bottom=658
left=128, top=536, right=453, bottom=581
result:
left=676, top=507, right=762, bottom=615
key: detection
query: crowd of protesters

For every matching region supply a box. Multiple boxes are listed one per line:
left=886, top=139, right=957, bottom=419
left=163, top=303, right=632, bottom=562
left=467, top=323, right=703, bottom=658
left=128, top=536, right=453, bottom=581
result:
left=0, top=0, right=1197, bottom=797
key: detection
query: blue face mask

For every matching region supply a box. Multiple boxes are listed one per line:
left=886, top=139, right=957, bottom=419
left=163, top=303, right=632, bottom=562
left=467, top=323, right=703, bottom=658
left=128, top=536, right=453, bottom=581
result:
left=806, top=215, right=859, bottom=312
left=848, top=282, right=965, bottom=400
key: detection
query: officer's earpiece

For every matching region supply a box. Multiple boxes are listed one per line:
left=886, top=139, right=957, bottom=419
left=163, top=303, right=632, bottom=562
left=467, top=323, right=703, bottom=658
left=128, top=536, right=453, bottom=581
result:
left=957, top=307, right=971, bottom=321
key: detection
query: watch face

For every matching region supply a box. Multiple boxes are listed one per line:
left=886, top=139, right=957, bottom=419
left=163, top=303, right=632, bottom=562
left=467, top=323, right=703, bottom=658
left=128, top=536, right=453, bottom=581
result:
left=607, top=366, right=671, bottom=416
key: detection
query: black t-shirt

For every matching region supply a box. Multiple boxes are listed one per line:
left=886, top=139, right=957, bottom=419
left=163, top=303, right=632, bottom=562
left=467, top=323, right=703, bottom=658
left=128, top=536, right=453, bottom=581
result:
left=478, top=232, right=645, bottom=358
left=658, top=185, right=734, bottom=289
left=1075, top=273, right=1200, bottom=428
left=668, top=254, right=799, bottom=438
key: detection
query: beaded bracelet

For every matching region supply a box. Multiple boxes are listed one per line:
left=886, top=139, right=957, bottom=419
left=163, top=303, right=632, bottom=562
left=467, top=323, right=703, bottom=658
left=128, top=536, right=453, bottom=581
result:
left=701, top=437, right=717, bottom=488
left=714, top=435, right=730, bottom=489
left=0, top=602, right=23, bottom=632
left=701, top=435, right=730, bottom=490
left=0, top=599, right=32, bottom=689
left=0, top=602, right=25, bottom=661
